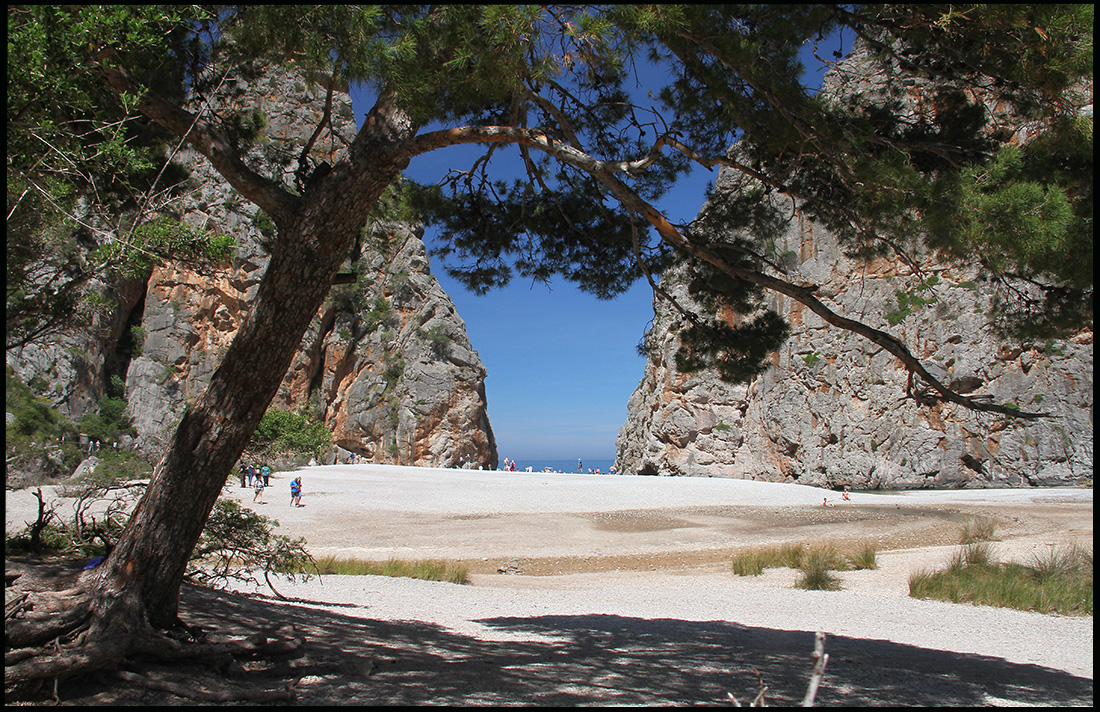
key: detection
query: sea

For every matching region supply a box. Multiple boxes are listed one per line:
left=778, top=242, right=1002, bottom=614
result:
left=498, top=458, right=617, bottom=474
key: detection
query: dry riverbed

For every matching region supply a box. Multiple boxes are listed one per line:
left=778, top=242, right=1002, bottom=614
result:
left=5, top=465, right=1093, bottom=706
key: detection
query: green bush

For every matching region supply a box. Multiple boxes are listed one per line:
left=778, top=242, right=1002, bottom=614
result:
left=189, top=499, right=316, bottom=591
left=6, top=366, right=84, bottom=478
left=6, top=366, right=71, bottom=440
left=910, top=543, right=1092, bottom=616
left=794, top=545, right=845, bottom=590
left=5, top=480, right=144, bottom=557
left=847, top=542, right=879, bottom=570
left=731, top=540, right=879, bottom=583
left=76, top=395, right=137, bottom=445
left=958, top=517, right=998, bottom=544
left=250, top=407, right=332, bottom=458
left=313, top=555, right=470, bottom=584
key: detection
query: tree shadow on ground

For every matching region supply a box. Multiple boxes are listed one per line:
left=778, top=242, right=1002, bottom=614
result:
left=180, top=585, right=1091, bottom=706
left=12, top=580, right=1092, bottom=706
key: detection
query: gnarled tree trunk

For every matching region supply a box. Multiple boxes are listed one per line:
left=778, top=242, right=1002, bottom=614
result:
left=6, top=96, right=415, bottom=684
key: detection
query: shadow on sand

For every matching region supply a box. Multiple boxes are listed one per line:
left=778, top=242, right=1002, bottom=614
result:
left=151, top=584, right=1095, bottom=706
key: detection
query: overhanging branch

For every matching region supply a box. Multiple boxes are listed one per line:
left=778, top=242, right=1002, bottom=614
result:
left=398, top=123, right=1048, bottom=420
left=95, top=64, right=300, bottom=228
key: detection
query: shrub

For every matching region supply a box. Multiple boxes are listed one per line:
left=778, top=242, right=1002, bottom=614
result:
left=847, top=542, right=879, bottom=570
left=795, top=545, right=844, bottom=590
left=6, top=481, right=145, bottom=558
left=950, top=541, right=995, bottom=569
left=730, top=540, right=880, bottom=588
left=909, top=542, right=1092, bottom=616
left=1027, top=542, right=1093, bottom=584
left=731, top=550, right=769, bottom=576
left=189, top=498, right=316, bottom=592
left=313, top=555, right=469, bottom=584
left=249, top=407, right=332, bottom=459
left=958, top=516, right=998, bottom=544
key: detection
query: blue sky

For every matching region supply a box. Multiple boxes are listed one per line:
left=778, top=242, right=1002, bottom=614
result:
left=349, top=31, right=845, bottom=463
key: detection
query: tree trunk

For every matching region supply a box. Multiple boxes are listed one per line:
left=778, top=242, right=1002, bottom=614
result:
left=86, top=102, right=414, bottom=628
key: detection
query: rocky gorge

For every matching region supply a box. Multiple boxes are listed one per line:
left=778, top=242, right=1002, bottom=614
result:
left=614, top=44, right=1093, bottom=489
left=6, top=61, right=497, bottom=471
left=7, top=46, right=1091, bottom=490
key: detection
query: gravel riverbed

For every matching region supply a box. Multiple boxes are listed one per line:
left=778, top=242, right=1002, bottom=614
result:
left=6, top=464, right=1093, bottom=705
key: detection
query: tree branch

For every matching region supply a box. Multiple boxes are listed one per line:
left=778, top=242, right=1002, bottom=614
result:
left=400, top=123, right=1049, bottom=420
left=94, top=64, right=300, bottom=227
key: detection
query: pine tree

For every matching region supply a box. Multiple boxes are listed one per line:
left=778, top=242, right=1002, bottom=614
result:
left=5, top=4, right=1091, bottom=688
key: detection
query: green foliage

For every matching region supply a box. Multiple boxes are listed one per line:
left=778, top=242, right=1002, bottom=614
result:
left=354, top=295, right=392, bottom=331
left=419, top=324, right=453, bottom=358
left=6, top=479, right=145, bottom=557
left=76, top=395, right=136, bottom=445
left=730, top=540, right=879, bottom=583
left=885, top=276, right=942, bottom=326
left=6, top=367, right=71, bottom=441
left=910, top=542, right=1092, bottom=616
left=249, top=407, right=332, bottom=458
left=794, top=545, right=845, bottom=591
left=675, top=309, right=789, bottom=385
left=5, top=367, right=153, bottom=485
left=957, top=516, right=998, bottom=545
left=9, top=4, right=1092, bottom=398
left=5, top=367, right=83, bottom=477
left=6, top=5, right=235, bottom=349
left=312, top=555, right=470, bottom=584
left=189, top=498, right=316, bottom=590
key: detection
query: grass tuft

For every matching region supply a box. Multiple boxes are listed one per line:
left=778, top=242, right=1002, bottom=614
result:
left=957, top=516, right=997, bottom=544
left=794, top=545, right=844, bottom=590
left=910, top=542, right=1092, bottom=616
left=313, top=556, right=470, bottom=584
left=847, top=541, right=879, bottom=570
left=731, top=540, right=878, bottom=581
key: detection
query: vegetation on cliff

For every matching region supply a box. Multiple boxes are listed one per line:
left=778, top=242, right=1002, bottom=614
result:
left=5, top=3, right=1091, bottom=697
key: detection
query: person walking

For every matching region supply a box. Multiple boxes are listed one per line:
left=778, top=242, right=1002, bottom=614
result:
left=290, top=477, right=302, bottom=507
left=253, top=476, right=265, bottom=503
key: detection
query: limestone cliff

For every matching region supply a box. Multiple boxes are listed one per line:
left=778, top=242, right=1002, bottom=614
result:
left=615, top=48, right=1092, bottom=489
left=8, top=61, right=497, bottom=469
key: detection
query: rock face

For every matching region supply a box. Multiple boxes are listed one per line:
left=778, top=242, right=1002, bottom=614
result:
left=615, top=50, right=1093, bottom=489
left=8, top=62, right=498, bottom=469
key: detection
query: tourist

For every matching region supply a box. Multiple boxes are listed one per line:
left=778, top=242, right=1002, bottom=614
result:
left=253, top=476, right=265, bottom=503
left=261, top=464, right=271, bottom=486
left=290, top=477, right=301, bottom=507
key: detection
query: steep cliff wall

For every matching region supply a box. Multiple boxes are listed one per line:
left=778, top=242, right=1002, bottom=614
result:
left=8, top=61, right=498, bottom=469
left=615, top=49, right=1092, bottom=489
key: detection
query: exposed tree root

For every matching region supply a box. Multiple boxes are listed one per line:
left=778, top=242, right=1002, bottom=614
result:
left=114, top=670, right=297, bottom=702
left=5, top=559, right=305, bottom=702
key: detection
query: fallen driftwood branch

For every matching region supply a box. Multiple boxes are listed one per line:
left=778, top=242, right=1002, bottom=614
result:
left=729, top=631, right=829, bottom=707
left=114, top=669, right=296, bottom=703
left=801, top=632, right=830, bottom=706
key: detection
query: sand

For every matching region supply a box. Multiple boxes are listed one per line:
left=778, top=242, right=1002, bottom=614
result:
left=5, top=464, right=1093, bottom=705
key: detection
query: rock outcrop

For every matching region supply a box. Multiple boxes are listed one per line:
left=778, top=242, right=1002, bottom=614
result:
left=615, top=47, right=1093, bottom=489
left=8, top=61, right=498, bottom=469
